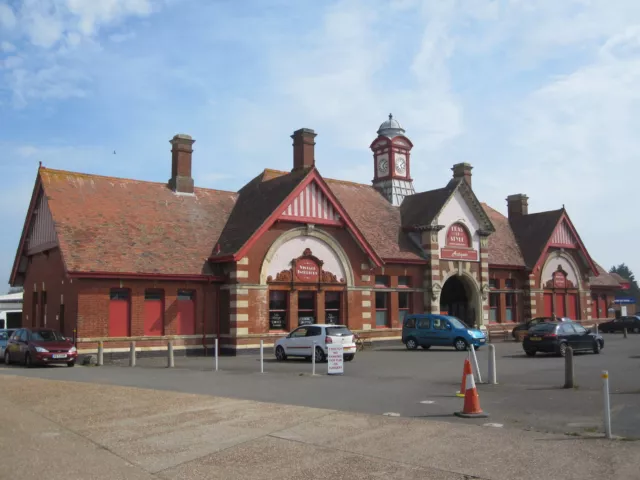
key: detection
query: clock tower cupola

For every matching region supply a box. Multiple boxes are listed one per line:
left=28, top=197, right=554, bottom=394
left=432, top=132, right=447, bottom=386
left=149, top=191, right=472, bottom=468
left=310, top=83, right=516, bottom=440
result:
left=370, top=114, right=415, bottom=206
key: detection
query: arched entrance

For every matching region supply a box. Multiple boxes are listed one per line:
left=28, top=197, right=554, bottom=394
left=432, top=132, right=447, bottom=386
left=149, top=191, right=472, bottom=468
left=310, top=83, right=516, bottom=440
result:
left=440, top=274, right=478, bottom=327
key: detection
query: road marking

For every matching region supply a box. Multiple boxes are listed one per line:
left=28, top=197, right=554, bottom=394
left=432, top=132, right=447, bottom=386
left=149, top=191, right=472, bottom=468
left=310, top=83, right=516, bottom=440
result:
left=382, top=412, right=401, bottom=417
left=420, top=400, right=436, bottom=404
left=483, top=423, right=503, bottom=428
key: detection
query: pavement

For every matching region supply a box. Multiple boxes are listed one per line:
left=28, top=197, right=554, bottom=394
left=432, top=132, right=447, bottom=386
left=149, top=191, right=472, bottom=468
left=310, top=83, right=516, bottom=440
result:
left=1, top=374, right=639, bottom=480
left=3, top=334, right=639, bottom=438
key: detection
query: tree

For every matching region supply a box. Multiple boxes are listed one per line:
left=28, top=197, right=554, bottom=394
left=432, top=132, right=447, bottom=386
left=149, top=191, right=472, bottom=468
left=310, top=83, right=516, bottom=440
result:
left=609, top=264, right=640, bottom=302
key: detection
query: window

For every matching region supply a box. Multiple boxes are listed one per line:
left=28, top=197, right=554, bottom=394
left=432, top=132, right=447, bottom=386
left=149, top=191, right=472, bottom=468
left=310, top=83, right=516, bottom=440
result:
left=505, top=293, right=515, bottom=322
left=505, top=279, right=515, bottom=289
left=433, top=317, right=447, bottom=330
left=290, top=327, right=308, bottom=338
left=573, top=324, right=587, bottom=335
left=490, top=293, right=499, bottom=322
left=489, top=278, right=498, bottom=289
left=560, top=324, right=576, bottom=335
left=0, top=331, right=7, bottom=341
left=306, top=326, right=322, bottom=337
left=375, top=275, right=389, bottom=287
left=31, top=329, right=65, bottom=342
left=32, top=292, right=38, bottom=328
left=398, top=276, right=411, bottom=288
left=375, top=291, right=389, bottom=327
left=398, top=291, right=411, bottom=324
left=416, top=318, right=430, bottom=329
left=326, top=326, right=352, bottom=337
left=59, top=304, right=65, bottom=335
left=269, top=290, right=287, bottom=330
left=298, top=291, right=315, bottom=326
left=325, top=292, right=340, bottom=324
left=404, top=317, right=416, bottom=328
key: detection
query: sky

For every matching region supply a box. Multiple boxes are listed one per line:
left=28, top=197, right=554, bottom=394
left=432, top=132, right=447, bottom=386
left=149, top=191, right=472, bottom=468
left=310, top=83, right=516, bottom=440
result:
left=1, top=0, right=639, bottom=290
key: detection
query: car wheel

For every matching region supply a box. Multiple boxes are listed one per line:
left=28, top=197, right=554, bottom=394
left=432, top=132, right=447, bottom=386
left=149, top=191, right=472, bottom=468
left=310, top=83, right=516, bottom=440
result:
left=405, top=337, right=418, bottom=350
left=25, top=353, right=33, bottom=368
left=67, top=361, right=75, bottom=367
left=4, top=350, right=11, bottom=365
left=558, top=342, right=568, bottom=357
left=524, top=349, right=536, bottom=357
left=633, top=327, right=640, bottom=334
left=593, top=340, right=601, bottom=354
left=421, top=345, right=431, bottom=350
left=314, top=346, right=326, bottom=363
left=454, top=338, right=468, bottom=352
left=275, top=346, right=287, bottom=361
left=344, top=354, right=355, bottom=362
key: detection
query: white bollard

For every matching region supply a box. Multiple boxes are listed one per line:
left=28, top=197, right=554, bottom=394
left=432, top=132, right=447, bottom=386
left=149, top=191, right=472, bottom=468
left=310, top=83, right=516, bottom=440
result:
left=97, top=341, right=104, bottom=366
left=214, top=338, right=219, bottom=372
left=312, top=341, right=316, bottom=376
left=167, top=341, right=174, bottom=368
left=602, top=370, right=612, bottom=439
left=470, top=344, right=482, bottom=384
left=260, top=340, right=264, bottom=374
left=488, top=344, right=497, bottom=384
left=129, top=341, right=136, bottom=367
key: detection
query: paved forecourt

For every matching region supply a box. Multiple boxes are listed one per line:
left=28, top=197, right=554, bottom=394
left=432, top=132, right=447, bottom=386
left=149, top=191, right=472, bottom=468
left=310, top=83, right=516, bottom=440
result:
left=2, top=335, right=640, bottom=438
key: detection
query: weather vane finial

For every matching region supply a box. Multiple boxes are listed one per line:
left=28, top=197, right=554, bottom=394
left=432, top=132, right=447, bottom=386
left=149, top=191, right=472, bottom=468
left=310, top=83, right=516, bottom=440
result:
left=389, top=113, right=393, bottom=120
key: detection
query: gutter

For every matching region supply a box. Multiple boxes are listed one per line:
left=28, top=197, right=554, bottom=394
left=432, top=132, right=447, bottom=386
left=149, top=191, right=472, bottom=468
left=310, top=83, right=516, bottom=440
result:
left=68, top=271, right=226, bottom=283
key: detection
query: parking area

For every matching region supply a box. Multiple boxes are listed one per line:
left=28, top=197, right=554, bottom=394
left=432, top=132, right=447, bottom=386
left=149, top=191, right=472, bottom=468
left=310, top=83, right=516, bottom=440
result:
left=2, top=334, right=640, bottom=439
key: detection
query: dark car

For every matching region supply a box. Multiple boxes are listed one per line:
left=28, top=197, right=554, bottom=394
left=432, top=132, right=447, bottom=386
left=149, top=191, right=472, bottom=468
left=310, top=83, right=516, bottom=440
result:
left=4, top=328, right=77, bottom=367
left=522, top=322, right=603, bottom=357
left=511, top=316, right=573, bottom=339
left=598, top=316, right=640, bottom=334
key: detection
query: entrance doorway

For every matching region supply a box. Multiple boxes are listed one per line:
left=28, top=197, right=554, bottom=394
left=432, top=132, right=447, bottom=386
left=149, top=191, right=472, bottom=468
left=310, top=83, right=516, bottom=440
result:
left=440, top=275, right=477, bottom=327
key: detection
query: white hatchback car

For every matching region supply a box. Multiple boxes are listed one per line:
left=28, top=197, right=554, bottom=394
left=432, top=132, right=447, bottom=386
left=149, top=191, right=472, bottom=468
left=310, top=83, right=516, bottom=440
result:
left=274, top=324, right=357, bottom=363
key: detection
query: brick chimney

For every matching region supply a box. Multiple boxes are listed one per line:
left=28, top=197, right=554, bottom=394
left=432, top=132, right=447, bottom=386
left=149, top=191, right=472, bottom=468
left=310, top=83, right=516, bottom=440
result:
left=507, top=194, right=529, bottom=219
left=452, top=163, right=473, bottom=187
left=292, top=128, right=316, bottom=171
left=169, top=134, right=195, bottom=194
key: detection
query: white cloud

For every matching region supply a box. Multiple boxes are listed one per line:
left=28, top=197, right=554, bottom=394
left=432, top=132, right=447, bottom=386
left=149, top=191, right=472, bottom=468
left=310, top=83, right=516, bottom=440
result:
left=1, top=41, right=16, bottom=52
left=109, top=31, right=136, bottom=43
left=16, top=146, right=39, bottom=157
left=0, top=3, right=16, bottom=29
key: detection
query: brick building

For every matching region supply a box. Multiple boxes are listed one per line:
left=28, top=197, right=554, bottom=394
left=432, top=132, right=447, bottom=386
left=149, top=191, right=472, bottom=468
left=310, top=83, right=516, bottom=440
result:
left=9, top=116, right=622, bottom=355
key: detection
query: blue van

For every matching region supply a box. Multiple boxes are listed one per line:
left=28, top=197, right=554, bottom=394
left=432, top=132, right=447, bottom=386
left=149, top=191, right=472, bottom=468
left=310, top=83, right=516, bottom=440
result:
left=402, top=314, right=486, bottom=351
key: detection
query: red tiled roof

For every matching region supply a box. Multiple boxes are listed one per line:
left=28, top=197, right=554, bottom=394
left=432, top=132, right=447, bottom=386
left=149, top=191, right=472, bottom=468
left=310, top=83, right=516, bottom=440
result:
left=481, top=204, right=526, bottom=267
left=400, top=183, right=455, bottom=228
left=509, top=209, right=564, bottom=268
left=590, top=263, right=621, bottom=288
left=40, top=168, right=237, bottom=275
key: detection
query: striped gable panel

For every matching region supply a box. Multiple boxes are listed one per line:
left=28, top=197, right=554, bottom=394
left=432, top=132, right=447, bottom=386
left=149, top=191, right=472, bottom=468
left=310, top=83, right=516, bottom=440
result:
left=550, top=220, right=577, bottom=247
left=280, top=181, right=341, bottom=225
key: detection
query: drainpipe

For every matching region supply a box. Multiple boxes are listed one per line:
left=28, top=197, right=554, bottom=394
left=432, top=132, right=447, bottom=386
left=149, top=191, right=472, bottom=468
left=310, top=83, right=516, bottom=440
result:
left=202, top=285, right=207, bottom=355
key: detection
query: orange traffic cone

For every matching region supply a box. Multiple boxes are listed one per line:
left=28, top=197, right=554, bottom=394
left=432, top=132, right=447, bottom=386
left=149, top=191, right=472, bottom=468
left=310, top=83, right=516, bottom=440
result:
left=455, top=359, right=489, bottom=418
left=455, top=359, right=469, bottom=397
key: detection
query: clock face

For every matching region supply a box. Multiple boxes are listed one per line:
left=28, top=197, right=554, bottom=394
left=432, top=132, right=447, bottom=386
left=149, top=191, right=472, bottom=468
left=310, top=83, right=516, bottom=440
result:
left=395, top=155, right=406, bottom=175
left=377, top=154, right=389, bottom=176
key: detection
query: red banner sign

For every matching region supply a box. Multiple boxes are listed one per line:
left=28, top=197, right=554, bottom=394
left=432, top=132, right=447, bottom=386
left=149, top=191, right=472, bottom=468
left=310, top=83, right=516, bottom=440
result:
left=440, top=248, right=478, bottom=261
left=446, top=223, right=470, bottom=247
left=553, top=271, right=566, bottom=288
left=295, top=258, right=319, bottom=282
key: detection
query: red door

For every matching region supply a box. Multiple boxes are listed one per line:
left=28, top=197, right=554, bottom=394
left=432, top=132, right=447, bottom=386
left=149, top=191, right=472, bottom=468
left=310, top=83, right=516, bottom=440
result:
left=555, top=294, right=566, bottom=317
left=144, top=291, right=164, bottom=336
left=567, top=293, right=578, bottom=320
left=176, top=290, right=195, bottom=335
left=543, top=293, right=553, bottom=317
left=109, top=290, right=130, bottom=337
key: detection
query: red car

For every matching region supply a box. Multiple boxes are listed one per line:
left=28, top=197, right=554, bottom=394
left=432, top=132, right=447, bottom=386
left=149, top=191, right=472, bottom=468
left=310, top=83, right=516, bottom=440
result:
left=4, top=328, right=77, bottom=367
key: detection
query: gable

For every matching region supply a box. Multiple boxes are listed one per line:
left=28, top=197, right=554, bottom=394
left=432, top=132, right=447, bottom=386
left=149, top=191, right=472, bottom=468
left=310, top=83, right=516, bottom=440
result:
left=27, top=191, right=58, bottom=255
left=280, top=180, right=341, bottom=226
left=436, top=189, right=482, bottom=256
left=549, top=220, right=577, bottom=247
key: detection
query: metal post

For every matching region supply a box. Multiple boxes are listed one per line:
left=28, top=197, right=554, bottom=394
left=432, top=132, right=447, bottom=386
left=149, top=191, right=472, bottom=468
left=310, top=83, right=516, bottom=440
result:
left=97, top=341, right=104, bottom=366
left=488, top=344, right=497, bottom=384
left=260, top=340, right=264, bottom=374
left=602, top=370, right=612, bottom=439
left=312, top=341, right=316, bottom=376
left=167, top=341, right=174, bottom=368
left=623, top=328, right=628, bottom=338
left=215, top=338, right=219, bottom=372
left=129, top=341, right=136, bottom=367
left=595, top=323, right=599, bottom=335
left=470, top=344, right=482, bottom=384
left=563, top=347, right=574, bottom=388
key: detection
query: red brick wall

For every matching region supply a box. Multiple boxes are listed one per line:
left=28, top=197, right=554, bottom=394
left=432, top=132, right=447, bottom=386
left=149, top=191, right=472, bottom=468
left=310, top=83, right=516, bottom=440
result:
left=22, top=248, right=78, bottom=338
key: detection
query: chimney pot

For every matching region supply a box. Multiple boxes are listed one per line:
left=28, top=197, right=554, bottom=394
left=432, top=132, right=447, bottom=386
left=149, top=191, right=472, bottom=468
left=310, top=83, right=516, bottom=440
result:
left=169, top=133, right=195, bottom=194
left=452, top=162, right=473, bottom=187
left=507, top=194, right=529, bottom=219
left=291, top=128, right=317, bottom=171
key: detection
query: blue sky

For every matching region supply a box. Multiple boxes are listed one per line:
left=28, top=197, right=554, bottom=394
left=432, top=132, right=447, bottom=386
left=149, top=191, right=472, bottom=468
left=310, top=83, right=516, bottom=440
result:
left=1, top=0, right=639, bottom=289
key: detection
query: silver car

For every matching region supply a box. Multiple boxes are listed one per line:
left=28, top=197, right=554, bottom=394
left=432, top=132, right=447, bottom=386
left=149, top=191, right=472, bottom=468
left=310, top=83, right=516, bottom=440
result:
left=0, top=329, right=16, bottom=360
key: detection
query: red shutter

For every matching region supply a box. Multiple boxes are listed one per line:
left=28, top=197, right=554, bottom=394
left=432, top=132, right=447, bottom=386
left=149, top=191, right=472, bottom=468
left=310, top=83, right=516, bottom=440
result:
left=567, top=293, right=578, bottom=320
left=544, top=293, right=553, bottom=317
left=144, top=291, right=164, bottom=336
left=555, top=294, right=566, bottom=317
left=176, top=290, right=195, bottom=335
left=109, top=290, right=130, bottom=337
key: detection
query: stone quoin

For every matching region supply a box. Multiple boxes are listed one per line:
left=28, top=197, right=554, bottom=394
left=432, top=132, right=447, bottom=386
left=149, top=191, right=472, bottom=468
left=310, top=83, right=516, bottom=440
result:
left=9, top=119, right=624, bottom=356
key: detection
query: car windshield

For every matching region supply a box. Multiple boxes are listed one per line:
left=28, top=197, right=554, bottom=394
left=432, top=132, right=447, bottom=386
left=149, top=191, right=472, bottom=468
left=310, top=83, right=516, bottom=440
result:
left=530, top=323, right=557, bottom=333
left=445, top=317, right=468, bottom=329
left=30, top=330, right=66, bottom=342
left=0, top=331, right=8, bottom=341
left=326, top=326, right=352, bottom=337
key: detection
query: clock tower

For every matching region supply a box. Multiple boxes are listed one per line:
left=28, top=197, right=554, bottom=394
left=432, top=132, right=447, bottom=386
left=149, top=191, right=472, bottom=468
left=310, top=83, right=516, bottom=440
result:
left=370, top=114, right=415, bottom=206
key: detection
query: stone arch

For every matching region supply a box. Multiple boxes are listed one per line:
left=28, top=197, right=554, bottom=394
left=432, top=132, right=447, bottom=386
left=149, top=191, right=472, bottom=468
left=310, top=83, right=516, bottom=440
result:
left=540, top=250, right=582, bottom=290
left=259, top=226, right=356, bottom=286
left=437, top=269, right=483, bottom=327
